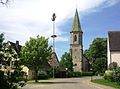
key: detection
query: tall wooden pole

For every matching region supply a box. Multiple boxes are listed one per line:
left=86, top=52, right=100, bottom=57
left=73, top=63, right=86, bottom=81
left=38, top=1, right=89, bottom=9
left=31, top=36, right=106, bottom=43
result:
left=51, top=13, right=57, bottom=78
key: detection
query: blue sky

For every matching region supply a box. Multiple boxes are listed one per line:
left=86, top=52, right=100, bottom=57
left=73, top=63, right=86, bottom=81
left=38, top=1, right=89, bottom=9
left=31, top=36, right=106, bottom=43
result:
left=0, top=0, right=120, bottom=60
left=55, top=1, right=120, bottom=59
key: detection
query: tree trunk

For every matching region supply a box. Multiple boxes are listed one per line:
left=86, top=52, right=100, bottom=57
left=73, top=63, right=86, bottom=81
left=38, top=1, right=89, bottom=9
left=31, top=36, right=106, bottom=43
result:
left=34, top=68, right=38, bottom=83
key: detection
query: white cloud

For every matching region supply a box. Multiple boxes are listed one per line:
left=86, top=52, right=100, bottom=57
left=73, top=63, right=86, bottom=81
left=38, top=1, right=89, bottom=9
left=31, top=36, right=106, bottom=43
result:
left=0, top=0, right=119, bottom=45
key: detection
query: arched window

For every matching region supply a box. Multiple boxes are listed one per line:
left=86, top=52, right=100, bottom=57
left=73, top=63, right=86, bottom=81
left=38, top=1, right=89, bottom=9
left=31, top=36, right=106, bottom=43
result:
left=74, top=35, right=77, bottom=42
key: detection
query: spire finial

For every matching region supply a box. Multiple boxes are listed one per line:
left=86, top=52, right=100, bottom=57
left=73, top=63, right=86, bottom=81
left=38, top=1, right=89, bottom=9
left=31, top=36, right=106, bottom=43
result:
left=75, top=0, right=78, bottom=10
left=76, top=4, right=77, bottom=10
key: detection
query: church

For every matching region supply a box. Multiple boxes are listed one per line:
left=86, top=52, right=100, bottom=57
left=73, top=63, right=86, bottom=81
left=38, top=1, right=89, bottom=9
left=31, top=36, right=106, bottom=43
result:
left=70, top=9, right=89, bottom=72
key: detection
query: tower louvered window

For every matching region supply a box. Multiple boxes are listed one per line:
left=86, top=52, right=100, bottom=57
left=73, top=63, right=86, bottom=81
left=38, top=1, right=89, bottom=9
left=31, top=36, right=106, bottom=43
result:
left=74, top=35, right=77, bottom=42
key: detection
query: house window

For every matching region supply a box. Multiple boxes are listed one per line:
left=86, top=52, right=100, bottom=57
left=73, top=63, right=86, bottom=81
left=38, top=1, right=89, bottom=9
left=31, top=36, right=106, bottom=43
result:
left=74, top=35, right=77, bottom=42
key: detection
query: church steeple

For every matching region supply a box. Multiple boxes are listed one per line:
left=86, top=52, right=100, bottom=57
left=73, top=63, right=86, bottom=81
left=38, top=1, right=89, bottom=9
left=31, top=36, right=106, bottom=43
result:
left=70, top=9, right=83, bottom=72
left=71, top=9, right=82, bottom=32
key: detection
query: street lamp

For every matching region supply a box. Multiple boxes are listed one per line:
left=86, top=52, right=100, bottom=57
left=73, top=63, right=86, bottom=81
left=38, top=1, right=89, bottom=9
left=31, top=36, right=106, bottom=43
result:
left=51, top=13, right=57, bottom=78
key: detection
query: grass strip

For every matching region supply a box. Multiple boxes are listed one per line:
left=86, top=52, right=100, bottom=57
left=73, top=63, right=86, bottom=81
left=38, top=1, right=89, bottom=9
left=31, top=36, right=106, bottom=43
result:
left=92, top=79, right=120, bottom=89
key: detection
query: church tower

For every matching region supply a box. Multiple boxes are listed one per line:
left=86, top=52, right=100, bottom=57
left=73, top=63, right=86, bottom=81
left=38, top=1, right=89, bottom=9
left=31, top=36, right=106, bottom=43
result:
left=70, top=9, right=83, bottom=72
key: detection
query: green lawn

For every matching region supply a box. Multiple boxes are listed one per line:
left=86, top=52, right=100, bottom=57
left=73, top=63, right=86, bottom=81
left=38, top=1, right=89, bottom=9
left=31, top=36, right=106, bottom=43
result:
left=92, top=79, right=120, bottom=89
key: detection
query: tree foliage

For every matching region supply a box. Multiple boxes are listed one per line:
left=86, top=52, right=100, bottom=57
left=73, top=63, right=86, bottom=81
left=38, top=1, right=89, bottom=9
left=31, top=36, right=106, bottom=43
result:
left=84, top=38, right=107, bottom=60
left=92, top=57, right=107, bottom=74
left=104, top=68, right=120, bottom=84
left=0, top=0, right=9, bottom=4
left=109, top=62, right=118, bottom=70
left=2, top=42, right=18, bottom=61
left=0, top=34, right=17, bottom=63
left=84, top=38, right=107, bottom=74
left=20, top=36, right=52, bottom=82
left=0, top=33, right=4, bottom=49
left=60, top=52, right=73, bottom=72
left=0, top=34, right=25, bottom=89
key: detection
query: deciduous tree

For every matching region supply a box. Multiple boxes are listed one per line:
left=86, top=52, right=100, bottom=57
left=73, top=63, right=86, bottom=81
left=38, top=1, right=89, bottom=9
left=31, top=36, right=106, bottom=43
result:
left=0, top=33, right=4, bottom=49
left=84, top=38, right=107, bottom=74
left=60, top=52, right=73, bottom=72
left=0, top=34, right=25, bottom=89
left=0, top=0, right=9, bottom=4
left=20, top=36, right=52, bottom=82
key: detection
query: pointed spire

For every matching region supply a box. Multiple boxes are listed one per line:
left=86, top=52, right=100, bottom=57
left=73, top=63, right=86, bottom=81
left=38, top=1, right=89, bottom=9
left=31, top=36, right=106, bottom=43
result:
left=71, top=9, right=82, bottom=32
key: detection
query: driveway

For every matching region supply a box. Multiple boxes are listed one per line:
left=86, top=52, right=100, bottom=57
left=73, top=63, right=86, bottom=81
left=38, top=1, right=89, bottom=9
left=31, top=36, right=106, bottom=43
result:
left=22, top=77, right=115, bottom=89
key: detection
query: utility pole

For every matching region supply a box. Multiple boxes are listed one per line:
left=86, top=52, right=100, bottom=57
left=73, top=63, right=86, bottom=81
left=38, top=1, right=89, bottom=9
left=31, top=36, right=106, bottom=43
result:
left=51, top=13, right=57, bottom=78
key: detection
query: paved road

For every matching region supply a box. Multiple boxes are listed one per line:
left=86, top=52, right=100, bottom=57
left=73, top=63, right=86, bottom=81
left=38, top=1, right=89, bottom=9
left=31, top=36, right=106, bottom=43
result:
left=22, top=77, right=115, bottom=89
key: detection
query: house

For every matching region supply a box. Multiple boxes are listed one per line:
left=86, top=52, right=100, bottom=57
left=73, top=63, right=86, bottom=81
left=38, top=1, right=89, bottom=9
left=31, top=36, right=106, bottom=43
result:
left=48, top=52, right=59, bottom=68
left=8, top=41, right=22, bottom=54
left=108, top=31, right=120, bottom=67
left=8, top=41, right=59, bottom=79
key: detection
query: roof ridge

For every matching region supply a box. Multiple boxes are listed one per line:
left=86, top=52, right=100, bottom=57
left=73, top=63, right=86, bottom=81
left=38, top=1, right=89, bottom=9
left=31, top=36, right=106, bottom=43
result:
left=108, top=31, right=120, bottom=33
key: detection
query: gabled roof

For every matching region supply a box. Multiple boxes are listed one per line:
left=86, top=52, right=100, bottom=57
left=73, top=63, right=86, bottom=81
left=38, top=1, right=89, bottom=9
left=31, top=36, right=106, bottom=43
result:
left=48, top=52, right=59, bottom=67
left=108, top=31, right=120, bottom=51
left=8, top=41, right=22, bottom=54
left=71, top=9, right=82, bottom=32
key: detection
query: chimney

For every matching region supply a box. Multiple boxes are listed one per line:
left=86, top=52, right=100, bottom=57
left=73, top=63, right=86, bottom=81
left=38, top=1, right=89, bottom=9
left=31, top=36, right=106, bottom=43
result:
left=16, top=41, right=19, bottom=52
left=16, top=41, right=19, bottom=45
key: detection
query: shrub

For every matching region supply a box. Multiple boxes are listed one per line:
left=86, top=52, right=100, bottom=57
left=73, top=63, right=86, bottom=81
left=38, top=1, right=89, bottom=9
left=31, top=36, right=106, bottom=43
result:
left=109, top=62, right=118, bottom=70
left=47, top=68, right=66, bottom=78
left=81, top=72, right=93, bottom=76
left=104, top=70, right=114, bottom=82
left=68, top=71, right=73, bottom=78
left=69, top=72, right=93, bottom=77
left=38, top=72, right=49, bottom=80
left=0, top=69, right=26, bottom=89
left=104, top=68, right=120, bottom=85
left=113, top=68, right=120, bottom=84
left=0, top=71, right=10, bottom=89
left=72, top=72, right=81, bottom=77
left=98, top=73, right=104, bottom=76
left=55, top=70, right=66, bottom=78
